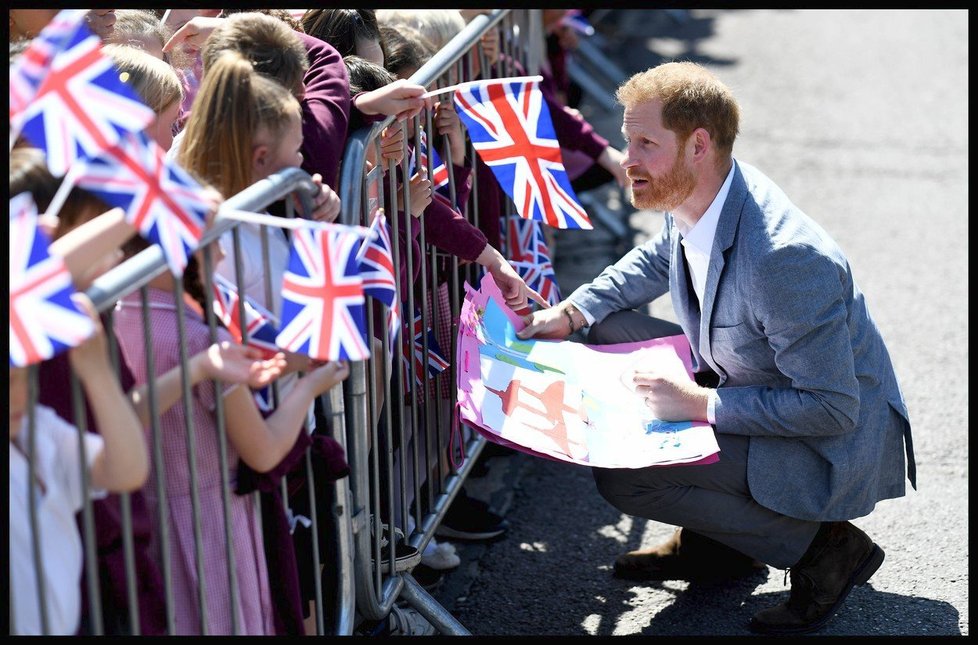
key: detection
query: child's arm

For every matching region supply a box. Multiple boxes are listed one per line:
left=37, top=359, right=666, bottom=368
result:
left=353, top=78, right=429, bottom=123
left=127, top=342, right=287, bottom=428
left=222, top=360, right=350, bottom=472
left=69, top=295, right=149, bottom=493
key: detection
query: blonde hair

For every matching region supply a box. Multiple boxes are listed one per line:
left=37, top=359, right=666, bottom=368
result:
left=376, top=9, right=465, bottom=50
left=102, top=43, right=183, bottom=115
left=201, top=12, right=308, bottom=100
left=616, top=61, right=740, bottom=161
left=178, top=51, right=301, bottom=198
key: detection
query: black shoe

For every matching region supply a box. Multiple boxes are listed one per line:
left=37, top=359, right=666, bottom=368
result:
left=411, top=564, right=446, bottom=591
left=370, top=520, right=422, bottom=573
left=749, top=521, right=884, bottom=635
left=435, top=488, right=509, bottom=542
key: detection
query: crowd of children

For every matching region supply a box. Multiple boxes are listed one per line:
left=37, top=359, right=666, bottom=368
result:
left=9, top=8, right=617, bottom=636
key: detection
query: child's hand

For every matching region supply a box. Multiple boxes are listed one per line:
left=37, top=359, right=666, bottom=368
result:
left=85, top=9, right=116, bottom=41
left=67, top=293, right=112, bottom=380
left=299, top=173, right=341, bottom=223
left=355, top=79, right=431, bottom=122
left=163, top=15, right=225, bottom=57
left=199, top=342, right=287, bottom=389
left=305, top=359, right=350, bottom=393
left=397, top=171, right=433, bottom=217
left=480, top=28, right=501, bottom=65
left=434, top=101, right=466, bottom=163
left=380, top=125, right=405, bottom=165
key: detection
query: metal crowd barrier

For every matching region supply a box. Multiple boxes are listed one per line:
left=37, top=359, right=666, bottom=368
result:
left=335, top=9, right=541, bottom=635
left=15, top=8, right=544, bottom=636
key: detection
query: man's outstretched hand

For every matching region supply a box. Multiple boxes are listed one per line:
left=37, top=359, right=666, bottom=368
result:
left=516, top=304, right=574, bottom=341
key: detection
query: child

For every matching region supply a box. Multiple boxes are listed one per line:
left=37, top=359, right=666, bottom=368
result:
left=10, top=296, right=149, bottom=635
left=112, top=231, right=349, bottom=635
left=101, top=43, right=184, bottom=152
left=106, top=8, right=172, bottom=61
left=148, top=50, right=351, bottom=635
left=11, top=144, right=287, bottom=635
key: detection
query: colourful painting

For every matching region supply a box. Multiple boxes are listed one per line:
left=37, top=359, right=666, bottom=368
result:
left=456, top=275, right=720, bottom=469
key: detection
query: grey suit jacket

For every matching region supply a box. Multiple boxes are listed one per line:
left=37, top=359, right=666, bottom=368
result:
left=570, top=160, right=916, bottom=521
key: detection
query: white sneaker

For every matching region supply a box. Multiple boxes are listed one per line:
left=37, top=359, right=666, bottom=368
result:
left=389, top=605, right=436, bottom=636
left=420, top=540, right=461, bottom=571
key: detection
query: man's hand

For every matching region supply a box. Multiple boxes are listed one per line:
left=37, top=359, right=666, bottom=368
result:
left=632, top=367, right=710, bottom=422
left=515, top=304, right=574, bottom=341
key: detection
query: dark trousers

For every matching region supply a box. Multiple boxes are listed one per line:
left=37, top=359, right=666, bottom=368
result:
left=584, top=310, right=819, bottom=568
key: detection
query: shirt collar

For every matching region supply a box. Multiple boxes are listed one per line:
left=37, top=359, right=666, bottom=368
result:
left=678, top=161, right=736, bottom=255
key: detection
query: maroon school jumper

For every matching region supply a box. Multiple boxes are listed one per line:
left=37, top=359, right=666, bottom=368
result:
left=296, top=31, right=352, bottom=191
left=37, top=332, right=167, bottom=636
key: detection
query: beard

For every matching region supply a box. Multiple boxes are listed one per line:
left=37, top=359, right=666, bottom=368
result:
left=627, top=149, right=696, bottom=212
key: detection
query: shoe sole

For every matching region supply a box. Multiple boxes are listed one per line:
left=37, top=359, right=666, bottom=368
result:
left=434, top=525, right=507, bottom=541
left=749, top=543, right=885, bottom=635
left=374, top=551, right=423, bottom=574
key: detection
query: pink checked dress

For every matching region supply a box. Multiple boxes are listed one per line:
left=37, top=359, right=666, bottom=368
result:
left=113, top=288, right=275, bottom=635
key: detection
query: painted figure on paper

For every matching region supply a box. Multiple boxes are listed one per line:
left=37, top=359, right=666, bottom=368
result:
left=484, top=378, right=588, bottom=460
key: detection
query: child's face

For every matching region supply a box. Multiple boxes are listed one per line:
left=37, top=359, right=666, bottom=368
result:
left=151, top=101, right=182, bottom=152
left=252, top=112, right=304, bottom=183
left=9, top=366, right=28, bottom=438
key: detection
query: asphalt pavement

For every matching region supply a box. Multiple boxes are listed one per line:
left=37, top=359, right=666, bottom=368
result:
left=430, top=9, right=968, bottom=637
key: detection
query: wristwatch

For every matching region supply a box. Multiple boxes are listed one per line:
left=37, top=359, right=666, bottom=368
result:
left=563, top=303, right=588, bottom=333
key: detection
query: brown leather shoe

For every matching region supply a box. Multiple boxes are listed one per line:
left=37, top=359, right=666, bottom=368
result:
left=749, top=521, right=885, bottom=635
left=613, top=527, right=766, bottom=581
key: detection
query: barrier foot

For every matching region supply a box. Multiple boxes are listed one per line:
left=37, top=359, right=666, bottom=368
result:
left=399, top=572, right=472, bottom=635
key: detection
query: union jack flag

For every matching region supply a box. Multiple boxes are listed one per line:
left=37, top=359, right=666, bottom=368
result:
left=355, top=210, right=400, bottom=356
left=9, top=193, right=95, bottom=367
left=277, top=225, right=370, bottom=361
left=501, top=212, right=550, bottom=264
left=211, top=274, right=281, bottom=359
left=453, top=78, right=591, bottom=230
left=12, top=16, right=156, bottom=178
left=74, top=130, right=208, bottom=277
left=498, top=212, right=561, bottom=305
left=401, top=309, right=450, bottom=391
left=9, top=10, right=89, bottom=123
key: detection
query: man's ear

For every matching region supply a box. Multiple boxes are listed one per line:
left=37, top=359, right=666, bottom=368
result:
left=691, top=127, right=711, bottom=161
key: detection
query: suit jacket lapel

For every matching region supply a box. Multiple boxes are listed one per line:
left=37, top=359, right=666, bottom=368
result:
left=699, top=161, right=748, bottom=375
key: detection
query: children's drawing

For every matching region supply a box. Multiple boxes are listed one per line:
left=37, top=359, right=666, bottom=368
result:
left=456, top=275, right=720, bottom=469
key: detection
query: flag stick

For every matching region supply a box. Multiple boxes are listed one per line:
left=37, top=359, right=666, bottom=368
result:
left=216, top=208, right=376, bottom=240
left=420, top=75, right=543, bottom=100
left=41, top=164, right=82, bottom=222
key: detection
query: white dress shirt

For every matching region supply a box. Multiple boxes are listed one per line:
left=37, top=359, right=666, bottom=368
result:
left=573, top=163, right=736, bottom=423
